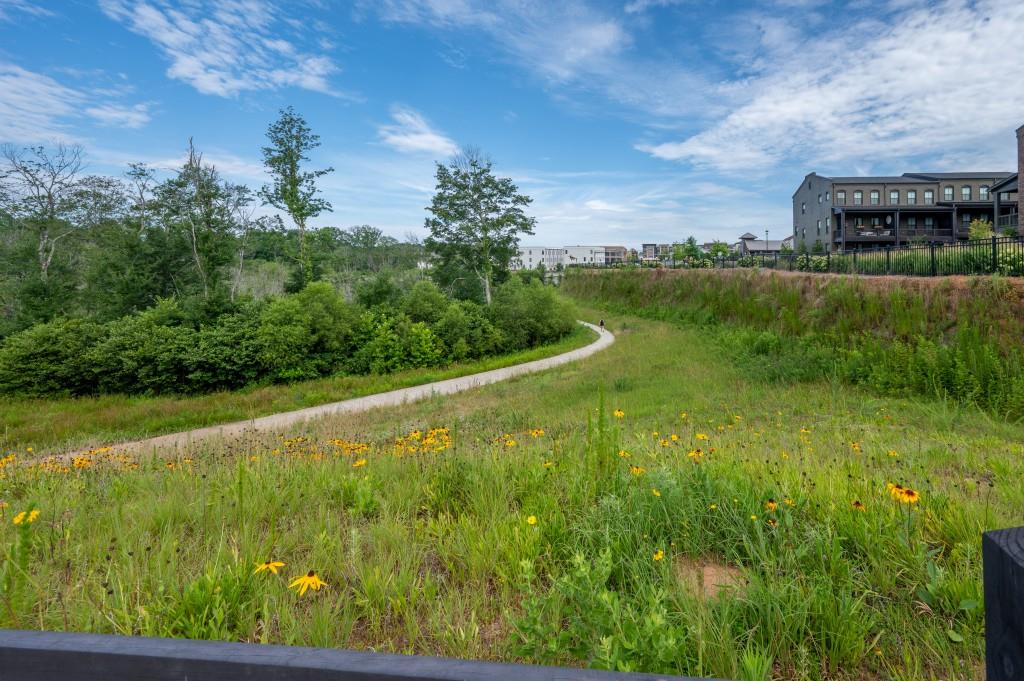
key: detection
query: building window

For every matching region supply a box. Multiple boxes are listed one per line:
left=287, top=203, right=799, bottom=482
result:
left=854, top=217, right=864, bottom=227
left=870, top=190, right=880, bottom=205
left=924, top=189, right=934, bottom=204
left=853, top=190, right=863, bottom=205
left=961, top=185, right=971, bottom=201
left=944, top=186, right=954, bottom=201
left=962, top=213, right=971, bottom=227
left=801, top=202, right=806, bottom=214
left=816, top=219, right=822, bottom=234
left=889, top=189, right=899, bottom=205
left=826, top=216, right=831, bottom=229
left=826, top=191, right=831, bottom=200
left=818, top=193, right=823, bottom=204
left=924, top=217, right=934, bottom=229
left=870, top=217, right=881, bottom=227
left=907, top=190, right=917, bottom=205
left=836, top=191, right=846, bottom=205
left=907, top=217, right=917, bottom=229
left=980, top=185, right=990, bottom=201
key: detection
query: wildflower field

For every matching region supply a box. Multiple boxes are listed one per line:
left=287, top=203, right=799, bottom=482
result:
left=2, top=305, right=1022, bottom=681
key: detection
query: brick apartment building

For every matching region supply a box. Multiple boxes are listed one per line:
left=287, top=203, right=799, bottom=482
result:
left=793, top=127, right=1021, bottom=252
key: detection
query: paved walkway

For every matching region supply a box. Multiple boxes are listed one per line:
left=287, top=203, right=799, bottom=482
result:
left=81, top=321, right=614, bottom=456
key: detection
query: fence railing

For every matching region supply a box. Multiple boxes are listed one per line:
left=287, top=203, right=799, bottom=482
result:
left=0, top=629, right=712, bottom=681
left=611, top=236, right=1024, bottom=277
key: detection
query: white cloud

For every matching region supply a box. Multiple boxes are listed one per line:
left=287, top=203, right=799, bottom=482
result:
left=84, top=103, right=151, bottom=129
left=99, top=0, right=343, bottom=97
left=0, top=0, right=52, bottom=21
left=584, top=199, right=630, bottom=212
left=377, top=106, right=459, bottom=157
left=622, top=0, right=688, bottom=14
left=638, top=0, right=1024, bottom=173
left=0, top=63, right=151, bottom=144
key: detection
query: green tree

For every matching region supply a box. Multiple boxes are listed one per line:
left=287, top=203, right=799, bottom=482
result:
left=259, top=107, right=333, bottom=288
left=968, top=218, right=994, bottom=240
left=425, top=150, right=535, bottom=305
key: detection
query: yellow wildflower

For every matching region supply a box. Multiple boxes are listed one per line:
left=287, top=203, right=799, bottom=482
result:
left=613, top=409, right=625, bottom=418
left=288, top=571, right=327, bottom=596
left=526, top=515, right=537, bottom=525
left=695, top=433, right=708, bottom=441
left=352, top=458, right=367, bottom=468
left=254, top=560, right=286, bottom=575
left=653, top=549, right=664, bottom=561
left=651, top=488, right=661, bottom=497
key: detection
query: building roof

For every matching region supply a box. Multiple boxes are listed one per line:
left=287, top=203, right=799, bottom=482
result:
left=991, top=173, right=1019, bottom=193
left=738, top=232, right=758, bottom=240
left=828, top=176, right=924, bottom=184
left=903, top=172, right=1013, bottom=180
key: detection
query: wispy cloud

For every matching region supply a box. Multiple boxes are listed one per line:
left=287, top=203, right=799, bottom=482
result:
left=638, top=0, right=1024, bottom=173
left=83, top=103, right=151, bottom=129
left=0, top=63, right=149, bottom=143
left=0, top=0, right=52, bottom=22
left=377, top=106, right=458, bottom=157
left=99, top=0, right=343, bottom=98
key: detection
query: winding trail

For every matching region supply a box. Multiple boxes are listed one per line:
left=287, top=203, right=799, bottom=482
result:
left=75, top=321, right=614, bottom=456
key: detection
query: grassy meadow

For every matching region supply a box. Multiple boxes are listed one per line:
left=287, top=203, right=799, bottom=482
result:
left=2, top=302, right=1022, bottom=680
left=0, top=324, right=594, bottom=453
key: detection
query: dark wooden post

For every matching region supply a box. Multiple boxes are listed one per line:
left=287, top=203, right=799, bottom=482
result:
left=984, top=526, right=1024, bottom=681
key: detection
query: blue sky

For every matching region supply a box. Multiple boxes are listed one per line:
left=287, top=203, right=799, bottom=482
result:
left=1, top=0, right=1022, bottom=247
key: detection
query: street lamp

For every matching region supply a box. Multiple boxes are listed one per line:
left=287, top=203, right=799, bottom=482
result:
left=765, top=228, right=769, bottom=265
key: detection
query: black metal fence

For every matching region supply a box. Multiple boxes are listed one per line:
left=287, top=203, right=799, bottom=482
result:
left=633, top=236, right=1024, bottom=277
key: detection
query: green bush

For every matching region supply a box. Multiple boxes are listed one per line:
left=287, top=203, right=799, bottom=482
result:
left=257, top=282, right=358, bottom=382
left=0, top=318, right=105, bottom=396
left=0, top=277, right=577, bottom=398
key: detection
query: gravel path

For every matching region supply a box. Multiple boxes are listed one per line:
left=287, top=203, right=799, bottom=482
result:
left=80, top=321, right=613, bottom=456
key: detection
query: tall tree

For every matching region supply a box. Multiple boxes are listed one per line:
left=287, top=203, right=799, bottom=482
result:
left=424, top=150, right=535, bottom=305
left=259, top=106, right=333, bottom=288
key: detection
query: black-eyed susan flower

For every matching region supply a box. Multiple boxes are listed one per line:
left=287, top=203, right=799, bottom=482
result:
left=613, top=409, right=625, bottom=418
left=766, top=518, right=777, bottom=527
left=630, top=465, right=646, bottom=476
left=543, top=461, right=554, bottom=468
left=898, top=488, right=920, bottom=504
left=254, top=560, right=286, bottom=575
left=526, top=515, right=537, bottom=525
left=765, top=499, right=778, bottom=512
left=653, top=549, right=664, bottom=561
left=352, top=458, right=367, bottom=468
left=12, top=509, right=39, bottom=525
left=695, top=433, right=709, bottom=441
left=288, top=571, right=327, bottom=596
left=618, top=449, right=630, bottom=458
left=851, top=500, right=866, bottom=512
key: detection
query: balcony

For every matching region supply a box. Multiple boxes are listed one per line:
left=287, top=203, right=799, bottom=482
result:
left=998, top=213, right=1019, bottom=230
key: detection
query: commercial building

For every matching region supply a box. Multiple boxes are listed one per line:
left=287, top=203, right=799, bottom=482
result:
left=512, top=244, right=627, bottom=270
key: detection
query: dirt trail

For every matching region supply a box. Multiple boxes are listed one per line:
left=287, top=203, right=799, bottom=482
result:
left=68, top=321, right=613, bottom=457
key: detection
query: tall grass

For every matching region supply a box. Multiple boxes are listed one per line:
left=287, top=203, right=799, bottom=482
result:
left=563, top=269, right=1024, bottom=418
left=2, top=309, right=1019, bottom=680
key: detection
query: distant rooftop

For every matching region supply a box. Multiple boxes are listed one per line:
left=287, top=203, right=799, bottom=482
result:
left=827, top=175, right=922, bottom=184
left=904, top=172, right=1013, bottom=180
left=821, top=172, right=1013, bottom=184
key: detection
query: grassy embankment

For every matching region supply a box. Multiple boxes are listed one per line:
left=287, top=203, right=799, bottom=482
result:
left=0, top=324, right=594, bottom=452
left=564, top=268, right=1024, bottom=420
left=2, top=284, right=1021, bottom=680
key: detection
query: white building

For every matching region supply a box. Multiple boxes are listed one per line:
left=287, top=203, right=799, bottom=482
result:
left=563, top=245, right=606, bottom=267
left=513, top=246, right=566, bottom=270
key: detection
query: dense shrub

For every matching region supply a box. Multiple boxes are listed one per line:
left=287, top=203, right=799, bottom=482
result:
left=0, top=278, right=577, bottom=397
left=0, top=318, right=105, bottom=396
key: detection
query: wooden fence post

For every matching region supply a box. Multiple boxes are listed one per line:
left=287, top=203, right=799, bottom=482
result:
left=984, top=526, right=1024, bottom=680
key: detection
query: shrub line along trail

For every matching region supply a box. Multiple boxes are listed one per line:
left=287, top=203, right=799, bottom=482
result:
left=67, top=321, right=613, bottom=457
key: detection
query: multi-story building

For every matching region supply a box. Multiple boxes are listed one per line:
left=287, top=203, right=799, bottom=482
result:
left=563, top=245, right=606, bottom=266
left=513, top=247, right=565, bottom=270
left=604, top=245, right=627, bottom=265
left=793, top=171, right=1016, bottom=251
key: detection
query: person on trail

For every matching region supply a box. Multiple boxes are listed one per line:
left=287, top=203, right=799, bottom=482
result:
left=599, top=319, right=605, bottom=330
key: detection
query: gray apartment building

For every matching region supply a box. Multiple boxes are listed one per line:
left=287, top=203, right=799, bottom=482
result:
left=793, top=127, right=1022, bottom=251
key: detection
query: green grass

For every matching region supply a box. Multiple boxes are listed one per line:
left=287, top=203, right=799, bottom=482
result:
left=2, top=306, right=1020, bottom=680
left=0, top=324, right=595, bottom=453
